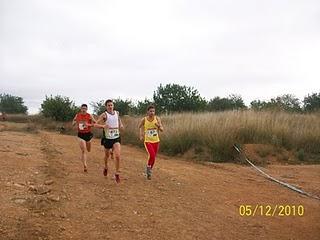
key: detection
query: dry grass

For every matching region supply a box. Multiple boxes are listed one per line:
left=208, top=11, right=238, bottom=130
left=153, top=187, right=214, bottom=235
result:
left=2, top=114, right=71, bottom=134
left=122, top=111, right=320, bottom=162
left=3, top=111, right=320, bottom=163
left=2, top=114, right=104, bottom=137
left=3, top=114, right=31, bottom=123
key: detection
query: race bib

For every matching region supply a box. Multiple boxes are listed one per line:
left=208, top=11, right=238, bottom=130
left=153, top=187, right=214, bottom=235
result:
left=79, top=122, right=86, bottom=130
left=105, top=128, right=120, bottom=139
left=146, top=129, right=158, bottom=138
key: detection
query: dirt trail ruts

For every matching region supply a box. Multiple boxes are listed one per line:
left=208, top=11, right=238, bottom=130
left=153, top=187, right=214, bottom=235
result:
left=0, top=130, right=319, bottom=240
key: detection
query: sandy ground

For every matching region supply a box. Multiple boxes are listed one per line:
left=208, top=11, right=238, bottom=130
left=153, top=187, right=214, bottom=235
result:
left=0, top=126, right=319, bottom=240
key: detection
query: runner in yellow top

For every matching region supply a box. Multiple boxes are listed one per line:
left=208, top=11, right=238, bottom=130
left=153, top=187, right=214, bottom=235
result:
left=138, top=105, right=164, bottom=180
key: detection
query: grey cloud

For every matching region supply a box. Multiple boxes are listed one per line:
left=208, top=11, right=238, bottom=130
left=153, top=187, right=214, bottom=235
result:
left=1, top=0, right=320, bottom=113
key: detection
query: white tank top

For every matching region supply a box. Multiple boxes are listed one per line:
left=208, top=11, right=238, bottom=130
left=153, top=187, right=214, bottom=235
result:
left=104, top=111, right=120, bottom=139
left=105, top=111, right=119, bottom=128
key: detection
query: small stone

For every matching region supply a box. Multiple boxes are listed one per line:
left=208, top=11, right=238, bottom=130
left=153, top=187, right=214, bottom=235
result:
left=13, top=183, right=25, bottom=188
left=44, top=180, right=54, bottom=185
left=100, top=205, right=109, bottom=210
left=12, top=198, right=27, bottom=204
left=36, top=186, right=51, bottom=195
left=29, top=185, right=37, bottom=192
left=47, top=195, right=60, bottom=202
left=59, top=226, right=66, bottom=231
left=16, top=152, right=28, bottom=156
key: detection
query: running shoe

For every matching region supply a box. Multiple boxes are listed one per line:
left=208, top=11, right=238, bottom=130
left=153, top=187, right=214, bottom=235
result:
left=146, top=166, right=152, bottom=180
left=115, top=174, right=120, bottom=183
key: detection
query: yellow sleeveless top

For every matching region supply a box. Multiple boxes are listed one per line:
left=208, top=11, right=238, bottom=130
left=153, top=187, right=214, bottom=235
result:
left=144, top=116, right=160, bottom=143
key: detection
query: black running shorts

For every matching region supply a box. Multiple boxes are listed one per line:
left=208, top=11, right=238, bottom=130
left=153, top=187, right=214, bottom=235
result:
left=101, top=137, right=121, bottom=149
left=78, top=132, right=93, bottom=142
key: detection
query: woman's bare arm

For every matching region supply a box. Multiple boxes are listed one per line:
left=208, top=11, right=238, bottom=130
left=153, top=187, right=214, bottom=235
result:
left=155, top=117, right=164, bottom=132
left=138, top=118, right=145, bottom=141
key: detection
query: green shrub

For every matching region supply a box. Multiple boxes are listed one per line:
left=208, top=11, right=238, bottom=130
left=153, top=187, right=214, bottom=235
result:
left=297, top=149, right=305, bottom=161
left=0, top=93, right=28, bottom=114
left=40, top=95, right=79, bottom=121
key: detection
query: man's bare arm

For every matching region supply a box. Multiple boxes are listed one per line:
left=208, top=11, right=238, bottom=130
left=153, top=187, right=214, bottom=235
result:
left=94, top=113, right=107, bottom=128
left=72, top=114, right=78, bottom=127
left=118, top=112, right=124, bottom=130
left=91, top=114, right=97, bottom=124
left=84, top=114, right=97, bottom=127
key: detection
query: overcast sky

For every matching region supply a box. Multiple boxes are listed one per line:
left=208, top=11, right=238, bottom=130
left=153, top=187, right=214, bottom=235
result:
left=1, top=0, right=320, bottom=113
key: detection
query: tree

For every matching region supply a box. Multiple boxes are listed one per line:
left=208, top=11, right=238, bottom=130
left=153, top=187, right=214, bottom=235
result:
left=91, top=98, right=135, bottom=116
left=91, top=100, right=105, bottom=115
left=0, top=93, right=28, bottom=114
left=113, top=98, right=134, bottom=115
left=40, top=95, right=79, bottom=121
left=273, top=94, right=301, bottom=112
left=208, top=94, right=246, bottom=111
left=250, top=100, right=268, bottom=111
left=251, top=94, right=301, bottom=112
left=303, top=93, right=320, bottom=112
left=153, top=84, right=207, bottom=113
left=134, top=98, right=153, bottom=115
left=229, top=94, right=246, bottom=109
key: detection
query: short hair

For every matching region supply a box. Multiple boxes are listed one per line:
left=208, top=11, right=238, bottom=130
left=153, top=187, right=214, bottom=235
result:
left=81, top=104, right=88, bottom=108
left=105, top=99, right=113, bottom=105
left=147, top=104, right=155, bottom=111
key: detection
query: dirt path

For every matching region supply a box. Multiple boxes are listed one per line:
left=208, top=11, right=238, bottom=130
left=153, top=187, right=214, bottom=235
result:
left=0, top=129, right=319, bottom=240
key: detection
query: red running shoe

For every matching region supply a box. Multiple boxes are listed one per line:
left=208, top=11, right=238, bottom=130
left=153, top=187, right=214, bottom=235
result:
left=115, top=174, right=120, bottom=183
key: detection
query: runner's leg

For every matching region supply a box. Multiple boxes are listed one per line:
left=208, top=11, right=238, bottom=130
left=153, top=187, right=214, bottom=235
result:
left=144, top=142, right=156, bottom=168
left=110, top=149, right=114, bottom=159
left=104, top=148, right=110, bottom=170
left=79, top=139, right=87, bottom=170
left=86, top=141, right=91, bottom=152
left=151, top=142, right=160, bottom=169
left=113, top=143, right=121, bottom=174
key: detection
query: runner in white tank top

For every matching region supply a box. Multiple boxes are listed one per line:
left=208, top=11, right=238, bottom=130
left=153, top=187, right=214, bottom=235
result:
left=104, top=111, right=120, bottom=139
left=95, top=99, right=124, bottom=183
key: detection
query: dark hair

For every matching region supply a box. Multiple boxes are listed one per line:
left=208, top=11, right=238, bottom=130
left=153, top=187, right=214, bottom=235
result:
left=81, top=104, right=88, bottom=108
left=147, top=104, right=155, bottom=111
left=105, top=99, right=113, bottom=105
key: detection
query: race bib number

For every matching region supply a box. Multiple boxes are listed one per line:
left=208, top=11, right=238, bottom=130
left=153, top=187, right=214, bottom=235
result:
left=105, top=128, right=120, bottom=139
left=146, top=129, right=158, bottom=138
left=79, top=122, right=86, bottom=130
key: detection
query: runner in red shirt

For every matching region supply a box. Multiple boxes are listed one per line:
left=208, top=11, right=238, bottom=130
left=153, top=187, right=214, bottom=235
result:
left=72, top=104, right=96, bottom=173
